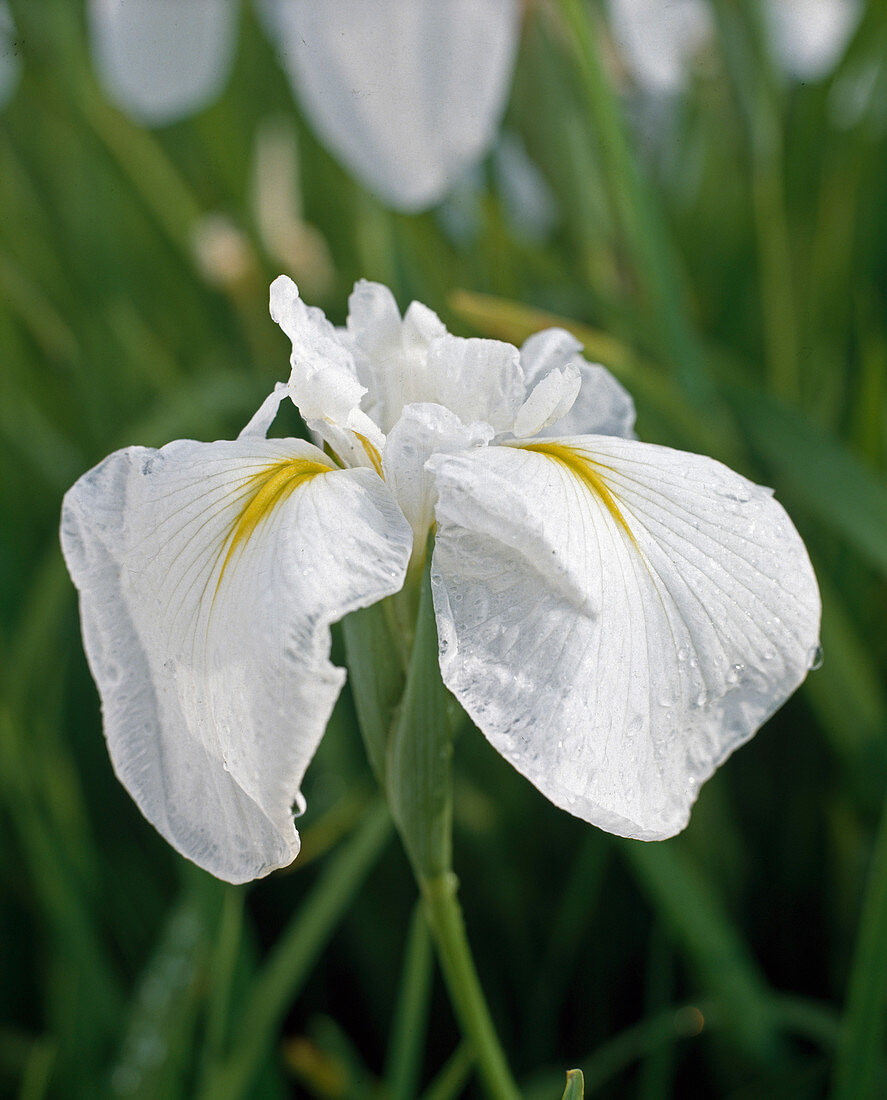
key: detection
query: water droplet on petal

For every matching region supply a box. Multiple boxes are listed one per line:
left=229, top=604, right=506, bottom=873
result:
left=808, top=644, right=823, bottom=670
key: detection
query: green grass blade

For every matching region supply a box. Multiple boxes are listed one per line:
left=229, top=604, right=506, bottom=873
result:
left=621, top=840, right=782, bottom=1060
left=831, top=794, right=887, bottom=1099
left=728, top=384, right=887, bottom=576
left=385, top=902, right=435, bottom=1100
left=419, top=1043, right=474, bottom=1100
left=199, top=801, right=393, bottom=1100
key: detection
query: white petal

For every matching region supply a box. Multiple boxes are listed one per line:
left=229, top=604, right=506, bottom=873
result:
left=238, top=382, right=289, bottom=439
left=430, top=438, right=820, bottom=840
left=383, top=403, right=493, bottom=551
left=424, top=335, right=526, bottom=433
left=88, top=0, right=237, bottom=126
left=61, top=436, right=412, bottom=882
left=766, top=0, right=861, bottom=81
left=608, top=0, right=713, bottom=95
left=259, top=0, right=521, bottom=211
left=0, top=2, right=22, bottom=111
left=512, top=364, right=582, bottom=439
left=344, top=281, right=447, bottom=434
left=520, top=328, right=636, bottom=438
left=270, top=276, right=384, bottom=448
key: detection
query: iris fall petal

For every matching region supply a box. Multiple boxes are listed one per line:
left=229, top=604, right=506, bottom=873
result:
left=429, top=436, right=821, bottom=839
left=61, top=431, right=412, bottom=882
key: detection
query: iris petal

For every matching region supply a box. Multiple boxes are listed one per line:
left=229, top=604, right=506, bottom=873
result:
left=62, top=433, right=412, bottom=881
left=429, top=436, right=821, bottom=839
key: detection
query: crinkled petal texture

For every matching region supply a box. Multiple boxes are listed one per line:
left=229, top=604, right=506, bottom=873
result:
left=61, top=437, right=412, bottom=882
left=260, top=0, right=521, bottom=211
left=88, top=0, right=237, bottom=126
left=430, top=437, right=821, bottom=839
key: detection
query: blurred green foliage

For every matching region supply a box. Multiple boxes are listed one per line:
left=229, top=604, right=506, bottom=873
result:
left=1, top=1, right=886, bottom=1097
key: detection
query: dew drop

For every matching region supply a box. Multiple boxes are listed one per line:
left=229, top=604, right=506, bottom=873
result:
left=808, top=644, right=824, bottom=671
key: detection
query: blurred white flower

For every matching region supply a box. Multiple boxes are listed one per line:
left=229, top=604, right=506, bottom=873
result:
left=609, top=0, right=861, bottom=91
left=766, top=0, right=861, bottom=81
left=61, top=278, right=821, bottom=883
left=609, top=0, right=713, bottom=95
left=86, top=0, right=521, bottom=212
left=88, top=0, right=238, bottom=125
left=0, top=0, right=22, bottom=110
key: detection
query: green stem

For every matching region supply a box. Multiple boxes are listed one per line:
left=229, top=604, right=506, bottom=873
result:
left=420, top=873, right=521, bottom=1100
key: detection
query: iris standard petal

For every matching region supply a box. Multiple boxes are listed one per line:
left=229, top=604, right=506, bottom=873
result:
left=383, top=403, right=493, bottom=551
left=88, top=0, right=237, bottom=126
left=429, top=438, right=820, bottom=840
left=61, top=436, right=412, bottom=882
left=260, top=0, right=521, bottom=211
left=270, top=275, right=384, bottom=449
left=520, top=328, right=636, bottom=438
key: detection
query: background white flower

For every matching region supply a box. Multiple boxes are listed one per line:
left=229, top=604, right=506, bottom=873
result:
left=61, top=278, right=821, bottom=883
left=609, top=0, right=862, bottom=92
left=86, top=0, right=521, bottom=212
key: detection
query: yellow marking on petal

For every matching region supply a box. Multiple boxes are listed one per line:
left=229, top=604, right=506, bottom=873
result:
left=522, top=441, right=638, bottom=548
left=216, top=457, right=331, bottom=592
left=355, top=432, right=384, bottom=478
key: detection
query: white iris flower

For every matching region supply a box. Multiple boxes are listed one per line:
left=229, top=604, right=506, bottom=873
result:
left=61, top=278, right=821, bottom=884
left=87, top=0, right=520, bottom=212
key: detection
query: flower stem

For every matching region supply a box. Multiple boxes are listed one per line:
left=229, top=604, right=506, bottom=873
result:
left=420, top=872, right=521, bottom=1100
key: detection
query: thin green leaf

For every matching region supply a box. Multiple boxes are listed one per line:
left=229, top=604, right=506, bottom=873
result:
left=419, top=1043, right=474, bottom=1100
left=199, top=801, right=392, bottom=1100
left=728, top=384, right=887, bottom=577
left=108, top=885, right=218, bottom=1100
left=385, top=902, right=435, bottom=1100
left=387, top=566, right=453, bottom=879
left=342, top=600, right=406, bottom=788
left=621, top=840, right=783, bottom=1060
left=831, top=793, right=887, bottom=1099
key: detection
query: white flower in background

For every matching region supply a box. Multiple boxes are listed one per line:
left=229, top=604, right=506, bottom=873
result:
left=766, top=0, right=861, bottom=82
left=61, top=278, right=821, bottom=884
left=609, top=0, right=861, bottom=91
left=0, top=0, right=22, bottom=110
left=609, top=0, right=714, bottom=95
left=86, top=0, right=521, bottom=212
left=258, top=0, right=521, bottom=212
left=88, top=0, right=238, bottom=126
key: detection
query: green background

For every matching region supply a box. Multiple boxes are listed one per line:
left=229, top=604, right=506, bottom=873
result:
left=1, top=1, right=886, bottom=1097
